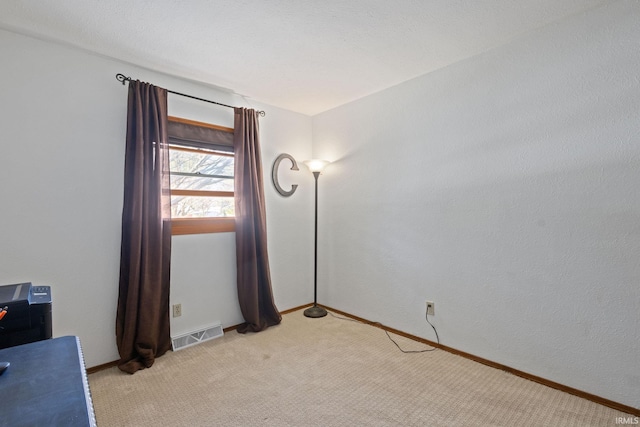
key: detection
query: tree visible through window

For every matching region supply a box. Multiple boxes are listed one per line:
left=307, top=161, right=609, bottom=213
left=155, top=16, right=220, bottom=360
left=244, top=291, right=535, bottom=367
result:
left=168, top=116, right=235, bottom=234
left=169, top=146, right=234, bottom=218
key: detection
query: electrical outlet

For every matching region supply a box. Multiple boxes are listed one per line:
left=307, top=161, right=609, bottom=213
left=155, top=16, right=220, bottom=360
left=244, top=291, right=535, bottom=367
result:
left=172, top=303, right=182, bottom=318
left=426, top=301, right=435, bottom=316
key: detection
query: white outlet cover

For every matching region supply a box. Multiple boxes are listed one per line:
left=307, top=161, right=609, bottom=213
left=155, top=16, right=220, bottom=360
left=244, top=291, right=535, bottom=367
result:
left=426, top=301, right=435, bottom=316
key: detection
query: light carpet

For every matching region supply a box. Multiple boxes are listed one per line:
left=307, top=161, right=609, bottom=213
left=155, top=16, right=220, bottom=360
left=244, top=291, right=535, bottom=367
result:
left=89, top=310, right=630, bottom=426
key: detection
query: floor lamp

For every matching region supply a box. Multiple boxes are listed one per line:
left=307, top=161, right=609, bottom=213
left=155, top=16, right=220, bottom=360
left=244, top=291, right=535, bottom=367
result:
left=303, top=159, right=330, bottom=318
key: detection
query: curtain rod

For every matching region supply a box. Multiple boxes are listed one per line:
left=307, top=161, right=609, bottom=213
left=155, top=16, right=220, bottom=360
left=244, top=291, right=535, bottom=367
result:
left=115, top=73, right=265, bottom=117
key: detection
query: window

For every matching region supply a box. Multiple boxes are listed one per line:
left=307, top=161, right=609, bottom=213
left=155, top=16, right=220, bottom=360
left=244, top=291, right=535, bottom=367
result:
left=168, top=116, right=235, bottom=235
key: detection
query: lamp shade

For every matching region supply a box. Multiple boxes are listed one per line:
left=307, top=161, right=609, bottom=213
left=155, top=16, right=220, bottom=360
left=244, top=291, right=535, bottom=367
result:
left=303, top=159, right=331, bottom=173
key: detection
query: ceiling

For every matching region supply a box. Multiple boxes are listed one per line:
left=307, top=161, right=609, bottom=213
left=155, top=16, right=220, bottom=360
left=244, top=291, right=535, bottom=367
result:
left=0, top=0, right=608, bottom=116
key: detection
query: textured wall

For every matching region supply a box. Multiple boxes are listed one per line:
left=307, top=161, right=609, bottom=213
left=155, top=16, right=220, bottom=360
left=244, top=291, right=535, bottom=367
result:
left=312, top=1, right=640, bottom=407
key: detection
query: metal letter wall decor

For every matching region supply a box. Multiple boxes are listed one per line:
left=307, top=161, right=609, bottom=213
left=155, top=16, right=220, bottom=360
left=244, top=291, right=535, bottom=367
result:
left=272, top=153, right=299, bottom=197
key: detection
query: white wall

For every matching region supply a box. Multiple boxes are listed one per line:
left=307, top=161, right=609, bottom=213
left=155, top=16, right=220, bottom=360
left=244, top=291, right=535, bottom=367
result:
left=312, top=1, right=640, bottom=408
left=0, top=29, right=314, bottom=367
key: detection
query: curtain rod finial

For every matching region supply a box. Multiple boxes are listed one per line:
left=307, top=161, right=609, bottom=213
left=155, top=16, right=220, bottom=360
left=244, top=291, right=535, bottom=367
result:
left=116, top=73, right=130, bottom=85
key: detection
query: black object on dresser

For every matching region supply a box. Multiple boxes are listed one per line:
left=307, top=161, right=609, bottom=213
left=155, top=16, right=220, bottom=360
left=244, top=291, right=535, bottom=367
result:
left=0, top=282, right=52, bottom=349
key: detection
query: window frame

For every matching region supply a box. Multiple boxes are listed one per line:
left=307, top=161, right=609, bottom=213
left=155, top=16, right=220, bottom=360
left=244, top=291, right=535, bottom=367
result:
left=168, top=116, right=235, bottom=235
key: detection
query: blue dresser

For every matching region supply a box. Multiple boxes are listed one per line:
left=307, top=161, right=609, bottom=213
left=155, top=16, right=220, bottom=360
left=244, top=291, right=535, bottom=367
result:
left=0, top=336, right=97, bottom=426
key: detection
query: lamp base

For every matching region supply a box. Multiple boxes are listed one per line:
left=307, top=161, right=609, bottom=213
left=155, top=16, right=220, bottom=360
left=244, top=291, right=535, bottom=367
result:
left=303, top=305, right=327, bottom=318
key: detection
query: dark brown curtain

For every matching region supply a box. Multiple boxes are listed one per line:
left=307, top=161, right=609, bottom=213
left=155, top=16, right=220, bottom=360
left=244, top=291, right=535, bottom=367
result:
left=116, top=81, right=172, bottom=374
left=234, top=107, right=281, bottom=333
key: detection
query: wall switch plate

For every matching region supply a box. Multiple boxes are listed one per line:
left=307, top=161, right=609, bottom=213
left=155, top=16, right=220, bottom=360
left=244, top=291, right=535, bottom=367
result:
left=426, top=301, right=435, bottom=316
left=172, top=303, right=182, bottom=318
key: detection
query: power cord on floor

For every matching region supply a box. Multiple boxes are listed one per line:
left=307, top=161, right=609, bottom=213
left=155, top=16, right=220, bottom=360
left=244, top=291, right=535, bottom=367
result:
left=328, top=310, right=440, bottom=354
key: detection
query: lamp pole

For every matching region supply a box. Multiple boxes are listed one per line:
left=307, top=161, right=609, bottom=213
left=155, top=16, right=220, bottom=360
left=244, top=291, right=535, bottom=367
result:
left=304, top=161, right=329, bottom=318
